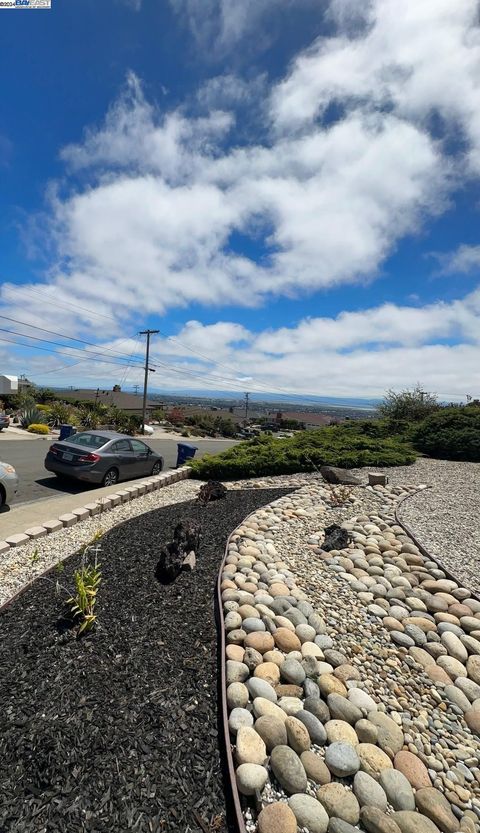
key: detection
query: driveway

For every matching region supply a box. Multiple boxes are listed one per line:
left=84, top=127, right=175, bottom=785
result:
left=0, top=434, right=237, bottom=507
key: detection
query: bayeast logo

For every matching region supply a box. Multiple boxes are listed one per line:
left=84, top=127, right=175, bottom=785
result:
left=0, top=0, right=52, bottom=7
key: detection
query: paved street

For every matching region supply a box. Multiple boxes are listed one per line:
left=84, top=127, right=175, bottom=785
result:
left=0, top=435, right=236, bottom=507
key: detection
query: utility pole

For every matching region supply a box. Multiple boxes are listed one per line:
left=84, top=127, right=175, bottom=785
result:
left=244, top=392, right=250, bottom=425
left=140, top=329, right=159, bottom=434
left=133, top=384, right=140, bottom=396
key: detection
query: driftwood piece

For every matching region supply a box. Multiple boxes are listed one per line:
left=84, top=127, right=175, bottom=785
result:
left=197, top=480, right=227, bottom=504
left=322, top=523, right=350, bottom=552
left=155, top=522, right=201, bottom=583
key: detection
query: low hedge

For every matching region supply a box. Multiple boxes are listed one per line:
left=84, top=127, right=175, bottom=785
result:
left=27, top=423, right=49, bottom=435
left=412, top=406, right=480, bottom=461
left=189, top=426, right=416, bottom=480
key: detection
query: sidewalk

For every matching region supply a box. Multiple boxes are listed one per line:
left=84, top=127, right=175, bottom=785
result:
left=0, top=473, right=179, bottom=540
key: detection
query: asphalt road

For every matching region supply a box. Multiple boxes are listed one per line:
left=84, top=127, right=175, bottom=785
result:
left=0, top=436, right=236, bottom=506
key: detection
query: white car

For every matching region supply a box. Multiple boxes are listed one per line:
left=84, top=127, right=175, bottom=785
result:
left=0, top=461, right=18, bottom=507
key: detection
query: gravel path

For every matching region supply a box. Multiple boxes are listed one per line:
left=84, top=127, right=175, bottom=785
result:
left=350, top=460, right=480, bottom=594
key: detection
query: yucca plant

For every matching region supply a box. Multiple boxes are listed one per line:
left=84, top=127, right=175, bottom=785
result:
left=67, top=553, right=102, bottom=635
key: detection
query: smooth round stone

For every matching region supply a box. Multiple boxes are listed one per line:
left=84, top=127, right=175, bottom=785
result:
left=460, top=616, right=480, bottom=633
left=404, top=624, right=427, bottom=646
left=334, top=663, right=361, bottom=683
left=227, top=628, right=247, bottom=645
left=455, top=676, right=480, bottom=702
left=270, top=745, right=308, bottom=794
left=415, top=787, right=459, bottom=833
left=281, top=658, right=306, bottom=685
left=327, top=693, right=363, bottom=725
left=380, top=769, right=415, bottom=811
left=275, top=615, right=296, bottom=632
left=257, top=802, right=297, bottom=833
left=254, top=661, right=280, bottom=686
left=464, top=708, right=480, bottom=733
left=274, top=628, right=301, bottom=652
left=288, top=794, right=329, bottom=833
left=393, top=811, right=444, bottom=833
left=254, top=714, right=288, bottom=752
left=391, top=631, right=415, bottom=648
left=297, top=600, right=314, bottom=618
left=409, top=647, right=436, bottom=669
left=304, top=696, right=330, bottom=723
left=437, top=655, right=467, bottom=679
left=226, top=644, right=245, bottom=662
left=394, top=751, right=432, bottom=789
left=227, top=682, right=249, bottom=709
left=226, top=660, right=249, bottom=684
left=278, top=696, right=304, bottom=716
left=225, top=611, right=243, bottom=631
left=242, top=617, right=266, bottom=633
left=263, top=649, right=286, bottom=667
left=329, top=820, right=361, bottom=833
left=244, top=632, right=275, bottom=653
left=390, top=606, right=409, bottom=621
left=441, top=631, right=469, bottom=662
left=286, top=703, right=320, bottom=740
left=355, top=718, right=379, bottom=744
left=304, top=678, right=321, bottom=699
left=285, top=715, right=311, bottom=754
left=236, top=763, right=268, bottom=795
left=324, top=649, right=348, bottom=667
left=301, top=750, right=331, bottom=785
left=284, top=607, right=308, bottom=626
left=325, top=719, right=358, bottom=747
left=444, top=684, right=471, bottom=712
left=302, top=641, right=324, bottom=658
left=354, top=770, right=388, bottom=810
left=368, top=604, right=389, bottom=618
left=247, top=677, right=277, bottom=702
left=253, top=697, right=288, bottom=723
left=319, top=675, right=347, bottom=698
left=309, top=613, right=328, bottom=634
left=236, top=725, right=267, bottom=765
left=361, top=806, right=403, bottom=833
left=296, top=623, right=316, bottom=643
left=357, top=744, right=393, bottom=780
left=244, top=647, right=264, bottom=671
left=238, top=603, right=261, bottom=620
left=277, top=684, right=303, bottom=699
left=317, top=782, right=360, bottom=824
left=314, top=633, right=334, bottom=650
left=325, top=741, right=360, bottom=777
left=348, top=688, right=377, bottom=714
left=229, top=707, right=254, bottom=734
left=367, top=712, right=404, bottom=755
left=467, top=654, right=480, bottom=683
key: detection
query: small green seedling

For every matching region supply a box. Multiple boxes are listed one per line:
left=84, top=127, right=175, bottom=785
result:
left=30, top=548, right=40, bottom=565
left=66, top=550, right=102, bottom=635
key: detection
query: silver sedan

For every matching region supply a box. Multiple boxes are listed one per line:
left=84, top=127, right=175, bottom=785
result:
left=0, top=461, right=19, bottom=507
left=44, top=430, right=164, bottom=487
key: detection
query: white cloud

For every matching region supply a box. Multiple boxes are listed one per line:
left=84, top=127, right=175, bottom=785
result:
left=435, top=244, right=480, bottom=275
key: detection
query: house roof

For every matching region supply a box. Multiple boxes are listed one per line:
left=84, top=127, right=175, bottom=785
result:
left=56, top=389, right=158, bottom=410
left=278, top=411, right=337, bottom=426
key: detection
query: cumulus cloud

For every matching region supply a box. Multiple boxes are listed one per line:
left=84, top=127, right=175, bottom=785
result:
left=435, top=244, right=480, bottom=276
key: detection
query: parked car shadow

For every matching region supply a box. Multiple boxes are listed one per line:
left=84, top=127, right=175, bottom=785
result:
left=34, top=476, right=98, bottom=495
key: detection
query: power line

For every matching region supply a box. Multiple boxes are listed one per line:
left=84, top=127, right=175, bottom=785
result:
left=139, top=330, right=159, bottom=434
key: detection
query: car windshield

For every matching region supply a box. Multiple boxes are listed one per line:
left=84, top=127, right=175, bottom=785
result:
left=64, top=433, right=109, bottom=449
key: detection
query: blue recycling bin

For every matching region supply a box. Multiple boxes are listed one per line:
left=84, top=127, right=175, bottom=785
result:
left=59, top=424, right=76, bottom=441
left=176, top=442, right=198, bottom=467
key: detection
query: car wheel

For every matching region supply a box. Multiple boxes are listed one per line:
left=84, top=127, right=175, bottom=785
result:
left=102, top=468, right=119, bottom=487
left=151, top=460, right=162, bottom=475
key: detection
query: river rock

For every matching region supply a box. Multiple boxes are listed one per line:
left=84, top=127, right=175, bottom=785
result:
left=327, top=693, right=362, bottom=724
left=354, top=771, right=388, bottom=810
left=247, top=677, right=277, bottom=702
left=380, top=769, right=415, bottom=810
left=226, top=660, right=249, bottom=684
left=257, top=801, right=297, bottom=833
left=325, top=719, right=359, bottom=747
left=304, top=696, right=330, bottom=723
left=244, top=632, right=275, bottom=653
left=319, top=675, right=348, bottom=698
left=270, top=745, right=308, bottom=794
left=317, top=782, right=360, bottom=824
left=437, top=655, right=467, bottom=679
left=296, top=709, right=327, bottom=745
left=393, top=811, right=442, bottom=833
left=227, top=682, right=249, bottom=709
left=348, top=688, right=377, bottom=714
left=455, top=676, right=480, bottom=702
left=464, top=708, right=480, bottom=734
left=358, top=743, right=393, bottom=779
left=235, top=725, right=267, bottom=765
left=278, top=696, right=304, bottom=716
left=444, top=684, right=471, bottom=712
left=467, top=655, right=480, bottom=684
left=329, top=821, right=362, bottom=833
left=325, top=741, right=360, bottom=777
left=300, top=750, right=331, bottom=784
left=361, top=806, right=402, bottom=833
left=441, top=632, right=468, bottom=662
left=367, top=712, right=404, bottom=755
left=288, top=794, right=329, bottom=833
left=281, top=658, right=306, bottom=685
left=236, top=763, right=268, bottom=795
left=253, top=697, right=288, bottom=723
left=285, top=715, right=311, bottom=754
left=394, top=751, right=432, bottom=789
left=228, top=707, right=254, bottom=734
left=415, top=788, right=459, bottom=833
left=254, top=714, right=288, bottom=751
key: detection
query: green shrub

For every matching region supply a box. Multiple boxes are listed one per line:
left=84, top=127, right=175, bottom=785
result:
left=189, top=426, right=416, bottom=480
left=379, top=384, right=440, bottom=422
left=412, top=406, right=480, bottom=461
left=20, top=408, right=48, bottom=429
left=27, top=423, right=49, bottom=434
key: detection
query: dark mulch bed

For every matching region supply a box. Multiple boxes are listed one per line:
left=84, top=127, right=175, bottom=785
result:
left=0, top=488, right=292, bottom=833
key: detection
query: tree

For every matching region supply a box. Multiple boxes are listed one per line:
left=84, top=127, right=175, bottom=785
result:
left=36, top=387, right=56, bottom=404
left=378, top=384, right=440, bottom=423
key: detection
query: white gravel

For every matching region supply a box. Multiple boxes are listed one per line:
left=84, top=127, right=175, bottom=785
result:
left=0, top=480, right=200, bottom=607
left=350, top=459, right=480, bottom=593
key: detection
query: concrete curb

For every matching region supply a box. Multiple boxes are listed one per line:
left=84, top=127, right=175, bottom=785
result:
left=1, top=467, right=192, bottom=551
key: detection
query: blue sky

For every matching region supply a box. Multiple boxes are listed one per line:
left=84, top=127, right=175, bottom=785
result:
left=1, top=0, right=480, bottom=402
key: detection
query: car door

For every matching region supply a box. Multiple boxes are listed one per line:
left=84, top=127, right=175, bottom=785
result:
left=110, top=439, right=138, bottom=481
left=129, top=438, right=153, bottom=476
